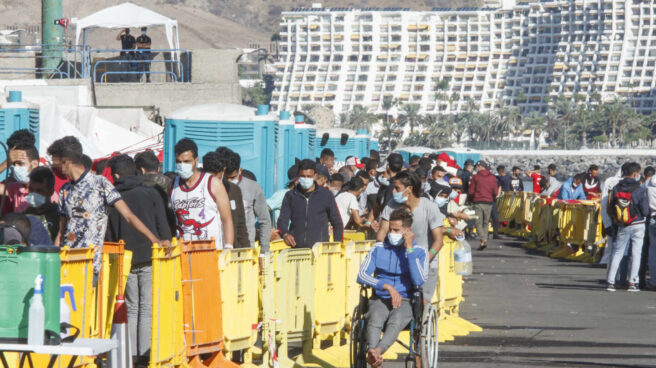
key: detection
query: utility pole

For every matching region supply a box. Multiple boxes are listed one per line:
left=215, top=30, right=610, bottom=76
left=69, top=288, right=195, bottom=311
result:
left=41, top=0, right=63, bottom=78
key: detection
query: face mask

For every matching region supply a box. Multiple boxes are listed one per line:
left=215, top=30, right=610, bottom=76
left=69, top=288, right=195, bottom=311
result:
left=378, top=177, right=390, bottom=186
left=393, top=191, right=408, bottom=204
left=435, top=196, right=448, bottom=207
left=25, top=192, right=46, bottom=208
left=636, top=175, right=642, bottom=182
left=422, top=182, right=431, bottom=192
left=449, top=191, right=458, bottom=200
left=12, top=165, right=30, bottom=184
left=387, top=232, right=404, bottom=246
left=231, top=177, right=240, bottom=185
left=176, top=163, right=194, bottom=179
left=299, top=177, right=314, bottom=190
left=141, top=31, right=147, bottom=35
left=331, top=189, right=338, bottom=196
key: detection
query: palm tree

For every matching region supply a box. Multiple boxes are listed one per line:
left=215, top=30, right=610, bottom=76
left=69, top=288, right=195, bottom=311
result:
left=524, top=111, right=545, bottom=149
left=542, top=109, right=560, bottom=146
left=376, top=119, right=403, bottom=153
left=603, top=98, right=634, bottom=147
left=433, top=78, right=450, bottom=112
left=344, top=104, right=376, bottom=131
left=400, top=103, right=422, bottom=133
left=423, top=114, right=449, bottom=148
left=496, top=106, right=521, bottom=143
left=553, top=96, right=577, bottom=149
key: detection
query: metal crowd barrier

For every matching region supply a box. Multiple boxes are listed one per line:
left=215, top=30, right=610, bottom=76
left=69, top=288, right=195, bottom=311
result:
left=497, top=192, right=605, bottom=263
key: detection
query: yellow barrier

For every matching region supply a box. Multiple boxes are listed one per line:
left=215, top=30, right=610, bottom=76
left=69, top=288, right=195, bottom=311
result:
left=342, top=230, right=366, bottom=243
left=343, top=241, right=373, bottom=331
left=150, top=240, right=187, bottom=367
left=272, top=248, right=315, bottom=367
left=496, top=192, right=605, bottom=264
left=97, top=242, right=132, bottom=340
left=218, top=248, right=259, bottom=367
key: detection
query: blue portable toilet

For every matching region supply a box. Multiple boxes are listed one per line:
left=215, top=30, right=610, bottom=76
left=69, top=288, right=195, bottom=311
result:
left=293, top=115, right=316, bottom=160
left=317, top=128, right=359, bottom=162
left=354, top=129, right=371, bottom=159
left=437, top=148, right=481, bottom=168
left=164, top=103, right=277, bottom=197
left=394, top=146, right=436, bottom=163
left=275, top=110, right=295, bottom=191
left=0, top=91, right=39, bottom=163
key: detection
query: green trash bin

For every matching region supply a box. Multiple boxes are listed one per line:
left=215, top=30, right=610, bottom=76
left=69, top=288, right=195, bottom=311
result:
left=0, top=245, right=61, bottom=344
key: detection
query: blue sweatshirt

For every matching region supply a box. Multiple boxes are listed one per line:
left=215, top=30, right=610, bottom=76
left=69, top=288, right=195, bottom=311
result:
left=357, top=239, right=428, bottom=299
left=558, top=177, right=586, bottom=200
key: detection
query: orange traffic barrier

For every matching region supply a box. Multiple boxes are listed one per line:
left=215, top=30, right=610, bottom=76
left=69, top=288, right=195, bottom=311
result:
left=180, top=239, right=237, bottom=368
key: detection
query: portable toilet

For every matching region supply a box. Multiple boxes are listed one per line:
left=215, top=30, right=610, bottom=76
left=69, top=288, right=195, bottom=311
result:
left=275, top=110, right=295, bottom=191
left=354, top=129, right=371, bottom=159
left=438, top=148, right=481, bottom=168
left=164, top=103, right=277, bottom=197
left=0, top=91, right=39, bottom=163
left=394, top=146, right=436, bottom=162
left=293, top=115, right=316, bottom=160
left=317, top=128, right=358, bottom=162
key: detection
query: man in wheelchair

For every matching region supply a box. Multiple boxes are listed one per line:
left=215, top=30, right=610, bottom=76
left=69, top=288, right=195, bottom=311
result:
left=357, top=208, right=428, bottom=367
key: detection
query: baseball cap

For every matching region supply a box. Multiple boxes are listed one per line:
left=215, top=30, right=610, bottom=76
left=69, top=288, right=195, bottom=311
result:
left=475, top=160, right=490, bottom=170
left=448, top=177, right=463, bottom=189
left=0, top=224, right=27, bottom=245
left=464, top=159, right=475, bottom=166
left=346, top=157, right=365, bottom=169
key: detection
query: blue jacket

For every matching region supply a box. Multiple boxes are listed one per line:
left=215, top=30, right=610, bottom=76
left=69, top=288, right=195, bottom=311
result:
left=357, top=239, right=428, bottom=299
left=277, top=183, right=343, bottom=248
left=558, top=177, right=586, bottom=200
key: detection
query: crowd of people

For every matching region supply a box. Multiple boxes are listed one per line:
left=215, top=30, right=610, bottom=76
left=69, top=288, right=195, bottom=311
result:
left=4, top=128, right=655, bottom=366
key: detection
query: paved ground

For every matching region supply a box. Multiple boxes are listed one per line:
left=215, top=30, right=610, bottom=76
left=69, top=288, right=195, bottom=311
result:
left=394, top=235, right=656, bottom=368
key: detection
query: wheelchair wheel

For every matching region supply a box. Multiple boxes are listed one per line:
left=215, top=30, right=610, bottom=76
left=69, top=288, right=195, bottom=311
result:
left=350, top=305, right=368, bottom=368
left=419, top=305, right=439, bottom=368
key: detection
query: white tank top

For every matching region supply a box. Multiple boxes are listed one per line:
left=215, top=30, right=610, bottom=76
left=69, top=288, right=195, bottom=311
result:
left=170, top=172, right=223, bottom=247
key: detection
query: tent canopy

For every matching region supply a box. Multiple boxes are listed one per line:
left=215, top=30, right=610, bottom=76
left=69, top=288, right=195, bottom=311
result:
left=74, top=2, right=180, bottom=50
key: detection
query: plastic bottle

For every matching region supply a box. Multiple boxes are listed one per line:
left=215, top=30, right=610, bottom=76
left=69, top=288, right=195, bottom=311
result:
left=454, top=236, right=473, bottom=276
left=60, top=284, right=76, bottom=339
left=28, top=274, right=45, bottom=345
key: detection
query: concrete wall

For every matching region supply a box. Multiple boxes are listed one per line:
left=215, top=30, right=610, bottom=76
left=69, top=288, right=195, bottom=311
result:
left=94, top=82, right=241, bottom=115
left=191, top=48, right=241, bottom=84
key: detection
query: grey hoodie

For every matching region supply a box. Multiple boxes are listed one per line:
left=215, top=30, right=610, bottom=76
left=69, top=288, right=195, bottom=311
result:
left=646, top=175, right=656, bottom=213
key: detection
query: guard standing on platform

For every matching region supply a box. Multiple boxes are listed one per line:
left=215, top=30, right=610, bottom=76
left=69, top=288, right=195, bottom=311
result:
left=116, top=28, right=136, bottom=82
left=136, top=27, right=152, bottom=83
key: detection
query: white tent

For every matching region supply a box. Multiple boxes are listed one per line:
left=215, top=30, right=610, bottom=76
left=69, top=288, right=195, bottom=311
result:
left=74, top=2, right=180, bottom=52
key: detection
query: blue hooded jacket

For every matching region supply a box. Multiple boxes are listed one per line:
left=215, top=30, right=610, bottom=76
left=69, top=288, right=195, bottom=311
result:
left=558, top=177, right=586, bottom=200
left=357, top=238, right=428, bottom=299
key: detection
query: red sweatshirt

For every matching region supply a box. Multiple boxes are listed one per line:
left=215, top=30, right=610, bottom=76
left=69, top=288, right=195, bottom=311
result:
left=468, top=169, right=499, bottom=203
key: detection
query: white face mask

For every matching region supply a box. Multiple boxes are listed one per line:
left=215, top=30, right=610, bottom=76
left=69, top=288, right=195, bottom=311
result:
left=176, top=163, right=194, bottom=179
left=12, top=165, right=30, bottom=184
left=231, top=177, right=240, bottom=185
left=387, top=232, right=404, bottom=246
left=299, top=177, right=314, bottom=190
left=331, top=189, right=338, bottom=196
left=26, top=192, right=46, bottom=208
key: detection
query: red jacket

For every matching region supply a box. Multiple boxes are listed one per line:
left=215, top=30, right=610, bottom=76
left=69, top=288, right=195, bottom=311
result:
left=468, top=169, right=498, bottom=203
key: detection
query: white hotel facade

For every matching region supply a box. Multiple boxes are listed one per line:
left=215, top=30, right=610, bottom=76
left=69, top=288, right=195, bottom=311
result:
left=271, top=0, right=656, bottom=116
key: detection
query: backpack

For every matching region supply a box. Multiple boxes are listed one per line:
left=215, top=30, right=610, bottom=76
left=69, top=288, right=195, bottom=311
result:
left=613, top=184, right=641, bottom=225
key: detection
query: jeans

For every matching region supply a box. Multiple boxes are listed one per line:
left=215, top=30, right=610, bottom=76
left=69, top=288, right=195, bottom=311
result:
left=126, top=264, right=152, bottom=362
left=491, top=202, right=499, bottom=235
left=366, top=297, right=413, bottom=354
left=474, top=203, right=493, bottom=242
left=648, top=218, right=656, bottom=287
left=606, top=224, right=645, bottom=285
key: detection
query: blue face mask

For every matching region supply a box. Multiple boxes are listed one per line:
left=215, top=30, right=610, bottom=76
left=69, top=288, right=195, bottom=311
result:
left=176, top=163, right=194, bottom=179
left=12, top=165, right=30, bottom=184
left=26, top=192, right=46, bottom=208
left=435, top=196, right=448, bottom=207
left=393, top=191, right=408, bottom=204
left=299, top=177, right=314, bottom=190
left=378, top=176, right=390, bottom=186
left=387, top=233, right=404, bottom=246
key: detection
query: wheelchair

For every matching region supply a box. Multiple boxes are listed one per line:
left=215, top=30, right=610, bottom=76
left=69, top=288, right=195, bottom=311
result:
left=350, top=287, right=439, bottom=368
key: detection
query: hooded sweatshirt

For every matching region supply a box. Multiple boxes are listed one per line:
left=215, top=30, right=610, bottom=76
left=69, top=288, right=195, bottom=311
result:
left=647, top=175, right=656, bottom=214
left=608, top=177, right=649, bottom=226
left=468, top=169, right=498, bottom=203
left=106, top=176, right=172, bottom=266
left=557, top=177, right=586, bottom=200
left=357, top=239, right=428, bottom=299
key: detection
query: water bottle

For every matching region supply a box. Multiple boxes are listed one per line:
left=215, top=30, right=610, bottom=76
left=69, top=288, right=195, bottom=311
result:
left=60, top=284, right=76, bottom=339
left=28, top=275, right=45, bottom=345
left=454, top=236, right=473, bottom=276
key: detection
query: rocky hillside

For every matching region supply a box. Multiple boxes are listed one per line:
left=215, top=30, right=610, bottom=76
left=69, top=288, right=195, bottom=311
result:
left=0, top=0, right=481, bottom=49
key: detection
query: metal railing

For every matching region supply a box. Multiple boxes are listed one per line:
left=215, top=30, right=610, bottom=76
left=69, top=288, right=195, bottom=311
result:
left=0, top=44, right=90, bottom=79
left=89, top=48, right=191, bottom=83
